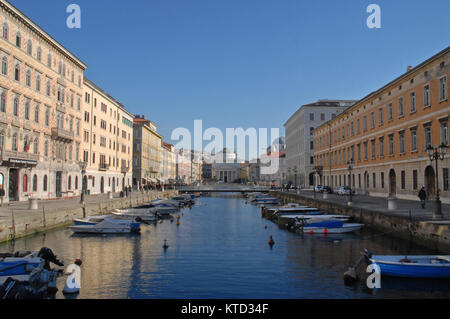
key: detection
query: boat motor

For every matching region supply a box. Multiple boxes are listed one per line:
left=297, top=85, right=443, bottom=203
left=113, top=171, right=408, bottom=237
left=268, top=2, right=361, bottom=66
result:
left=343, top=249, right=373, bottom=285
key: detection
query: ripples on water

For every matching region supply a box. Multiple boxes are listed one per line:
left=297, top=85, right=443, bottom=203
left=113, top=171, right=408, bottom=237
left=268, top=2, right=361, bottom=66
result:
left=1, top=196, right=449, bottom=299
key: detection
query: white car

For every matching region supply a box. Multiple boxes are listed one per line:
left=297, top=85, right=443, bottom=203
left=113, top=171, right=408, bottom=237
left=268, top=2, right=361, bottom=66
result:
left=337, top=186, right=352, bottom=196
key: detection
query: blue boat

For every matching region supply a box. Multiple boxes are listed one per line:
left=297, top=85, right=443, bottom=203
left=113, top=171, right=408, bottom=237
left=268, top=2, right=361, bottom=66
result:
left=370, top=255, right=450, bottom=279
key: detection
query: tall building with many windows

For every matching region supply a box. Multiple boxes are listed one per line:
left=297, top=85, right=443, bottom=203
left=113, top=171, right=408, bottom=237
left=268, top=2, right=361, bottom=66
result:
left=133, top=115, right=162, bottom=188
left=82, top=78, right=133, bottom=195
left=313, top=47, right=449, bottom=202
left=0, top=0, right=87, bottom=201
left=284, top=100, right=356, bottom=188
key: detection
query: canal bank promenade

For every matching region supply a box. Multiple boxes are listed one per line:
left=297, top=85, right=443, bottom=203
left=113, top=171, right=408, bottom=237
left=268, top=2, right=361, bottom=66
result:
left=272, top=190, right=450, bottom=252
left=0, top=190, right=178, bottom=243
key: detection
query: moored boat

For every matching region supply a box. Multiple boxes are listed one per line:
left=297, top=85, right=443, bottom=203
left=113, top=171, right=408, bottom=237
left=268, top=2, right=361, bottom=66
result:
left=368, top=254, right=450, bottom=279
left=69, top=218, right=141, bottom=234
left=301, top=220, right=364, bottom=234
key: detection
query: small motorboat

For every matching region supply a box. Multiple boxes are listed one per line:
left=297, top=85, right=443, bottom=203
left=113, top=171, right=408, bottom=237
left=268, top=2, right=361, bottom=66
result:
left=287, top=214, right=351, bottom=223
left=0, top=247, right=65, bottom=296
left=301, top=220, right=364, bottom=234
left=252, top=197, right=280, bottom=205
left=69, top=218, right=141, bottom=234
left=274, top=207, right=320, bottom=215
left=112, top=211, right=158, bottom=223
left=264, top=203, right=310, bottom=214
left=368, top=253, right=450, bottom=279
left=73, top=215, right=114, bottom=226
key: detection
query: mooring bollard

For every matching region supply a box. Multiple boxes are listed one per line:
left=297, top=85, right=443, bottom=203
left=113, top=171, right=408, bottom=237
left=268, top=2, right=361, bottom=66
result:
left=387, top=196, right=397, bottom=211
left=28, top=197, right=39, bottom=210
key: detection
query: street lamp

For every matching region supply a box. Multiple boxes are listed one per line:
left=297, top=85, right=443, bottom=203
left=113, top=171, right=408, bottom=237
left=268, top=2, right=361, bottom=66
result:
left=427, top=143, right=447, bottom=219
left=347, top=159, right=354, bottom=206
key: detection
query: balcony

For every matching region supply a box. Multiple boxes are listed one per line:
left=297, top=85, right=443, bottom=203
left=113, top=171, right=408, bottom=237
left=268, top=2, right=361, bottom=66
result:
left=99, top=162, right=110, bottom=171
left=52, top=127, right=74, bottom=142
left=121, top=165, right=129, bottom=174
left=2, top=150, right=39, bottom=166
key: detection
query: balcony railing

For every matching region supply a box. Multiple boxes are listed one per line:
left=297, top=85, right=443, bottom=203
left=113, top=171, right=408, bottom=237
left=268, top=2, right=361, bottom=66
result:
left=2, top=150, right=39, bottom=166
left=52, top=127, right=74, bottom=142
left=99, top=162, right=110, bottom=171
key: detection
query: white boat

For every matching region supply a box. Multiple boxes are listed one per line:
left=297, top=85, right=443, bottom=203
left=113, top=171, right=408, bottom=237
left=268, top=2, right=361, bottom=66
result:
left=112, top=211, right=158, bottom=223
left=285, top=214, right=351, bottom=222
left=301, top=220, right=364, bottom=234
left=73, top=215, right=113, bottom=225
left=265, top=203, right=310, bottom=213
left=274, top=207, right=320, bottom=216
left=69, top=218, right=141, bottom=234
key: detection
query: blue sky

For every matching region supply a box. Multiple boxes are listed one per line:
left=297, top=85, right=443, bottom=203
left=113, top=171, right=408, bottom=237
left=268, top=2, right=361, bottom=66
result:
left=9, top=0, right=450, bottom=154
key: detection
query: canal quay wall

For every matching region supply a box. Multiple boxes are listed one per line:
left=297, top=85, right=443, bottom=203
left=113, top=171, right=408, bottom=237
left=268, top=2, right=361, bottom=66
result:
left=269, top=191, right=450, bottom=253
left=0, top=190, right=178, bottom=244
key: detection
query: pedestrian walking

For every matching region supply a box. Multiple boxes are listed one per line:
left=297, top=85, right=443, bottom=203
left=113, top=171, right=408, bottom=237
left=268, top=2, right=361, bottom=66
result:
left=418, top=186, right=427, bottom=209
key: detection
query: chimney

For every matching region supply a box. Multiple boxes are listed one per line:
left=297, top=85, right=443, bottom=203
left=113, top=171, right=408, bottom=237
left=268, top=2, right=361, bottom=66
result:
left=406, top=66, right=413, bottom=72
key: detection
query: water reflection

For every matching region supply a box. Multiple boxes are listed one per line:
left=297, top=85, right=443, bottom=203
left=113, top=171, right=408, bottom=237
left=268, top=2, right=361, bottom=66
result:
left=1, top=196, right=449, bottom=299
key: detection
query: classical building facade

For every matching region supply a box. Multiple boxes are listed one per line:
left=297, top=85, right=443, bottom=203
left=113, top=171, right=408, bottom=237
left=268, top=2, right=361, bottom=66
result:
left=82, top=78, right=133, bottom=195
left=284, top=99, right=356, bottom=188
left=175, top=149, right=192, bottom=184
left=313, top=47, right=450, bottom=202
left=133, top=115, right=163, bottom=187
left=0, top=0, right=87, bottom=202
left=161, top=141, right=175, bottom=184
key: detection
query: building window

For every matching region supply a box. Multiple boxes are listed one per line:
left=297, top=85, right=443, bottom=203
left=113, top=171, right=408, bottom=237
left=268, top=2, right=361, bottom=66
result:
left=14, top=63, right=20, bottom=81
left=398, top=97, right=404, bottom=116
left=25, top=69, right=31, bottom=87
left=363, top=116, right=367, bottom=131
left=36, top=74, right=41, bottom=91
left=378, top=108, right=383, bottom=125
left=310, top=113, right=314, bottom=121
left=424, top=125, right=432, bottom=148
left=423, top=84, right=431, bottom=107
left=37, top=47, right=41, bottom=61
left=15, top=32, right=21, bottom=48
left=370, top=112, right=375, bottom=129
left=372, top=173, right=376, bottom=188
left=27, top=39, right=32, bottom=55
left=379, top=137, right=384, bottom=157
left=388, top=103, right=393, bottom=120
left=364, top=142, right=368, bottom=160
left=13, top=96, right=19, bottom=116
left=381, top=172, right=385, bottom=189
left=410, top=92, right=416, bottom=113
left=441, top=121, right=449, bottom=146
left=2, top=23, right=8, bottom=40
left=389, top=134, right=394, bottom=155
left=43, top=175, right=48, bottom=192
left=24, top=100, right=30, bottom=120
left=45, top=108, right=49, bottom=126
left=33, top=137, right=38, bottom=154
left=320, top=113, right=325, bottom=121
left=47, top=53, right=52, bottom=68
left=1, top=56, right=7, bottom=75
left=75, top=176, right=78, bottom=190
left=399, top=132, right=405, bottom=154
left=12, top=133, right=17, bottom=151
left=411, top=129, right=417, bottom=152
left=440, top=76, right=448, bottom=101
left=44, top=140, right=49, bottom=157
left=34, top=104, right=39, bottom=123
left=32, top=174, right=37, bottom=192
left=68, top=176, right=72, bottom=190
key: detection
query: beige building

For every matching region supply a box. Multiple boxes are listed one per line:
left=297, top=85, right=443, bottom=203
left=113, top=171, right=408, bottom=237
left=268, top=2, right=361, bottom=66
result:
left=161, top=141, right=175, bottom=184
left=82, top=78, right=133, bottom=195
left=133, top=115, right=162, bottom=187
left=0, top=0, right=87, bottom=202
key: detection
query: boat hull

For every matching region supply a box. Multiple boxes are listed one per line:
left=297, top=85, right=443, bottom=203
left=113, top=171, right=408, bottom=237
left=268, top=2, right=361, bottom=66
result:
left=303, top=223, right=363, bottom=234
left=370, top=256, right=450, bottom=279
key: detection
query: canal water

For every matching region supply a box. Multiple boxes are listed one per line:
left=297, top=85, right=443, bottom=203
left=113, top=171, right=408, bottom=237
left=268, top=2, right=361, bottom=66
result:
left=1, top=195, right=449, bottom=299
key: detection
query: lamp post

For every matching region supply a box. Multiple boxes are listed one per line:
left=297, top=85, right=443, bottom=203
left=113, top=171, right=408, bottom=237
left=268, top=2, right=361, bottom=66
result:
left=427, top=143, right=447, bottom=219
left=313, top=166, right=323, bottom=199
left=347, top=159, right=354, bottom=206
left=79, top=161, right=87, bottom=204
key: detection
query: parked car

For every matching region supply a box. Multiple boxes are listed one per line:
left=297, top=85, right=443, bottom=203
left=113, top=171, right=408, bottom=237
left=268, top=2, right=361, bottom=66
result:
left=337, top=186, right=354, bottom=196
left=323, top=186, right=333, bottom=194
left=314, top=185, right=324, bottom=193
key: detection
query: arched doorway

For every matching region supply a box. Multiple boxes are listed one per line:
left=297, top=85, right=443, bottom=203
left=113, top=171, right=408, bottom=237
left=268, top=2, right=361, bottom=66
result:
left=100, top=177, right=104, bottom=194
left=9, top=169, right=18, bottom=201
left=309, top=173, right=314, bottom=186
left=389, top=169, right=396, bottom=196
left=425, top=166, right=435, bottom=197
